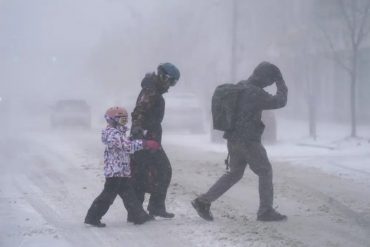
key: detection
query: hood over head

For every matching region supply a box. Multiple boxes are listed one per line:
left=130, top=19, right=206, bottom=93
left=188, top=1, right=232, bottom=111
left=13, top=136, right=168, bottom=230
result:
left=251, top=61, right=281, bottom=88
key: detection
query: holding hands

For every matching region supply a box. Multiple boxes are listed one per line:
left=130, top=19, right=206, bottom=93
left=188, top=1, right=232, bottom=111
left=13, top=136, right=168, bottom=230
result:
left=143, top=140, right=161, bottom=151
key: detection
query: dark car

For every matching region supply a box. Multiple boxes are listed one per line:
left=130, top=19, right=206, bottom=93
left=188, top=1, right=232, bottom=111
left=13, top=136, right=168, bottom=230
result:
left=50, top=100, right=91, bottom=128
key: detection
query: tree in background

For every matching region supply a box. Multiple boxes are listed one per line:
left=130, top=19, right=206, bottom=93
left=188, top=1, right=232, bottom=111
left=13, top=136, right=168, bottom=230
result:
left=315, top=0, right=370, bottom=137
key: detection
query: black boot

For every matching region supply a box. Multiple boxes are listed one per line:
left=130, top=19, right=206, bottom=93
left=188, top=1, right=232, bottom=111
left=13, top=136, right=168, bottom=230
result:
left=257, top=209, right=287, bottom=222
left=191, top=198, right=213, bottom=221
left=132, top=212, right=155, bottom=225
left=148, top=208, right=175, bottom=218
left=127, top=213, right=134, bottom=223
left=84, top=217, right=106, bottom=227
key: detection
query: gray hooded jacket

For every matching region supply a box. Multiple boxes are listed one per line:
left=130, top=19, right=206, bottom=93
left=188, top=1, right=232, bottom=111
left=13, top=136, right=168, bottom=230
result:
left=224, top=78, right=288, bottom=143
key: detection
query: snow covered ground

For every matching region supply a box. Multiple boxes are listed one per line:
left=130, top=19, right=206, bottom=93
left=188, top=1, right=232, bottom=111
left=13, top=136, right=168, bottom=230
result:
left=165, top=119, right=370, bottom=185
left=1, top=118, right=370, bottom=247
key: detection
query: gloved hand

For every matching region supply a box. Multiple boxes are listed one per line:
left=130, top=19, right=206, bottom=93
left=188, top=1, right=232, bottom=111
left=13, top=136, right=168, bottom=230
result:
left=143, top=140, right=161, bottom=151
left=276, top=78, right=286, bottom=86
left=131, top=126, right=144, bottom=139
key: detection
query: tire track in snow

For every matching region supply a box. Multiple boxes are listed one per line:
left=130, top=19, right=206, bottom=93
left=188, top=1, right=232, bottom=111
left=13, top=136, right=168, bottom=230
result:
left=16, top=134, right=190, bottom=247
left=13, top=174, right=116, bottom=247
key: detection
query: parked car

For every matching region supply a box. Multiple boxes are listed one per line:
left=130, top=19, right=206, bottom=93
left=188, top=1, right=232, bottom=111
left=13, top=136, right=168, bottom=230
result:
left=210, top=111, right=277, bottom=144
left=163, top=93, right=206, bottom=133
left=50, top=100, right=91, bottom=128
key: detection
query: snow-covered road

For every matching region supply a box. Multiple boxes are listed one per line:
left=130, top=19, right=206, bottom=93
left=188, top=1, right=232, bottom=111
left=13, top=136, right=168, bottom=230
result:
left=1, top=128, right=370, bottom=247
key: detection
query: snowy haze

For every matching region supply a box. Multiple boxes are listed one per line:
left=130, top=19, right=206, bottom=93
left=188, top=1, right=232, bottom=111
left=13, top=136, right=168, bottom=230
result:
left=1, top=0, right=369, bottom=126
left=1, top=0, right=232, bottom=113
left=1, top=1, right=370, bottom=247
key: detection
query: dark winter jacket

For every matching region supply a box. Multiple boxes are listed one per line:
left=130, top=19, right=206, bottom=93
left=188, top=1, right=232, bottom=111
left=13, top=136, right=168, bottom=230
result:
left=224, top=78, right=288, bottom=143
left=131, top=73, right=165, bottom=143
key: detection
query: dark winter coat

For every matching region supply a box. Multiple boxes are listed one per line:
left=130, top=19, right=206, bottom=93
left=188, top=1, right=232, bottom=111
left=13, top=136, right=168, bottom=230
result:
left=224, top=78, right=288, bottom=143
left=131, top=73, right=165, bottom=143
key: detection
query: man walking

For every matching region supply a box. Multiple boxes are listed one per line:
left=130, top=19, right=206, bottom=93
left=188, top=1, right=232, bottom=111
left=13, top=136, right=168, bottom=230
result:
left=192, top=61, right=288, bottom=222
left=130, top=63, right=180, bottom=219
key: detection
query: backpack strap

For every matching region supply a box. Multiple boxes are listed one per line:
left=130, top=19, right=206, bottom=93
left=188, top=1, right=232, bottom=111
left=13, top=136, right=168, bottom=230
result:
left=224, top=152, right=230, bottom=171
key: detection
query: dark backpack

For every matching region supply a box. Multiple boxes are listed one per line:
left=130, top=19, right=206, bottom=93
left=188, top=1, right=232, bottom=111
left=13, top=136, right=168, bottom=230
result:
left=211, top=83, right=245, bottom=131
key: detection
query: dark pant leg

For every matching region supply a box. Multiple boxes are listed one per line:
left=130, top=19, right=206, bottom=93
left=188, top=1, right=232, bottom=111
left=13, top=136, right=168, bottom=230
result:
left=148, top=148, right=172, bottom=213
left=131, top=150, right=150, bottom=206
left=198, top=141, right=247, bottom=203
left=245, top=142, right=273, bottom=216
left=117, top=178, right=147, bottom=217
left=85, top=178, right=119, bottom=221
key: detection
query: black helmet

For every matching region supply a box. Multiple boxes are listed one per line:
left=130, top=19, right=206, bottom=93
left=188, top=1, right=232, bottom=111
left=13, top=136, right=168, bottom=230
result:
left=157, top=63, right=180, bottom=86
left=252, top=61, right=281, bottom=87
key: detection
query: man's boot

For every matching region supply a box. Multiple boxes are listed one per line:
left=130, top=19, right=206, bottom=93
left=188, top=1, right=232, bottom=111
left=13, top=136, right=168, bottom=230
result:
left=127, top=213, right=134, bottom=223
left=84, top=217, right=106, bottom=227
left=147, top=195, right=175, bottom=218
left=132, top=212, right=155, bottom=224
left=149, top=209, right=175, bottom=218
left=257, top=208, right=287, bottom=222
left=191, top=198, right=213, bottom=221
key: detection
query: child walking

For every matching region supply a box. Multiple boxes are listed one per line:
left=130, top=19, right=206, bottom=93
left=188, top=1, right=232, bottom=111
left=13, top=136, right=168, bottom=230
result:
left=84, top=106, right=161, bottom=227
